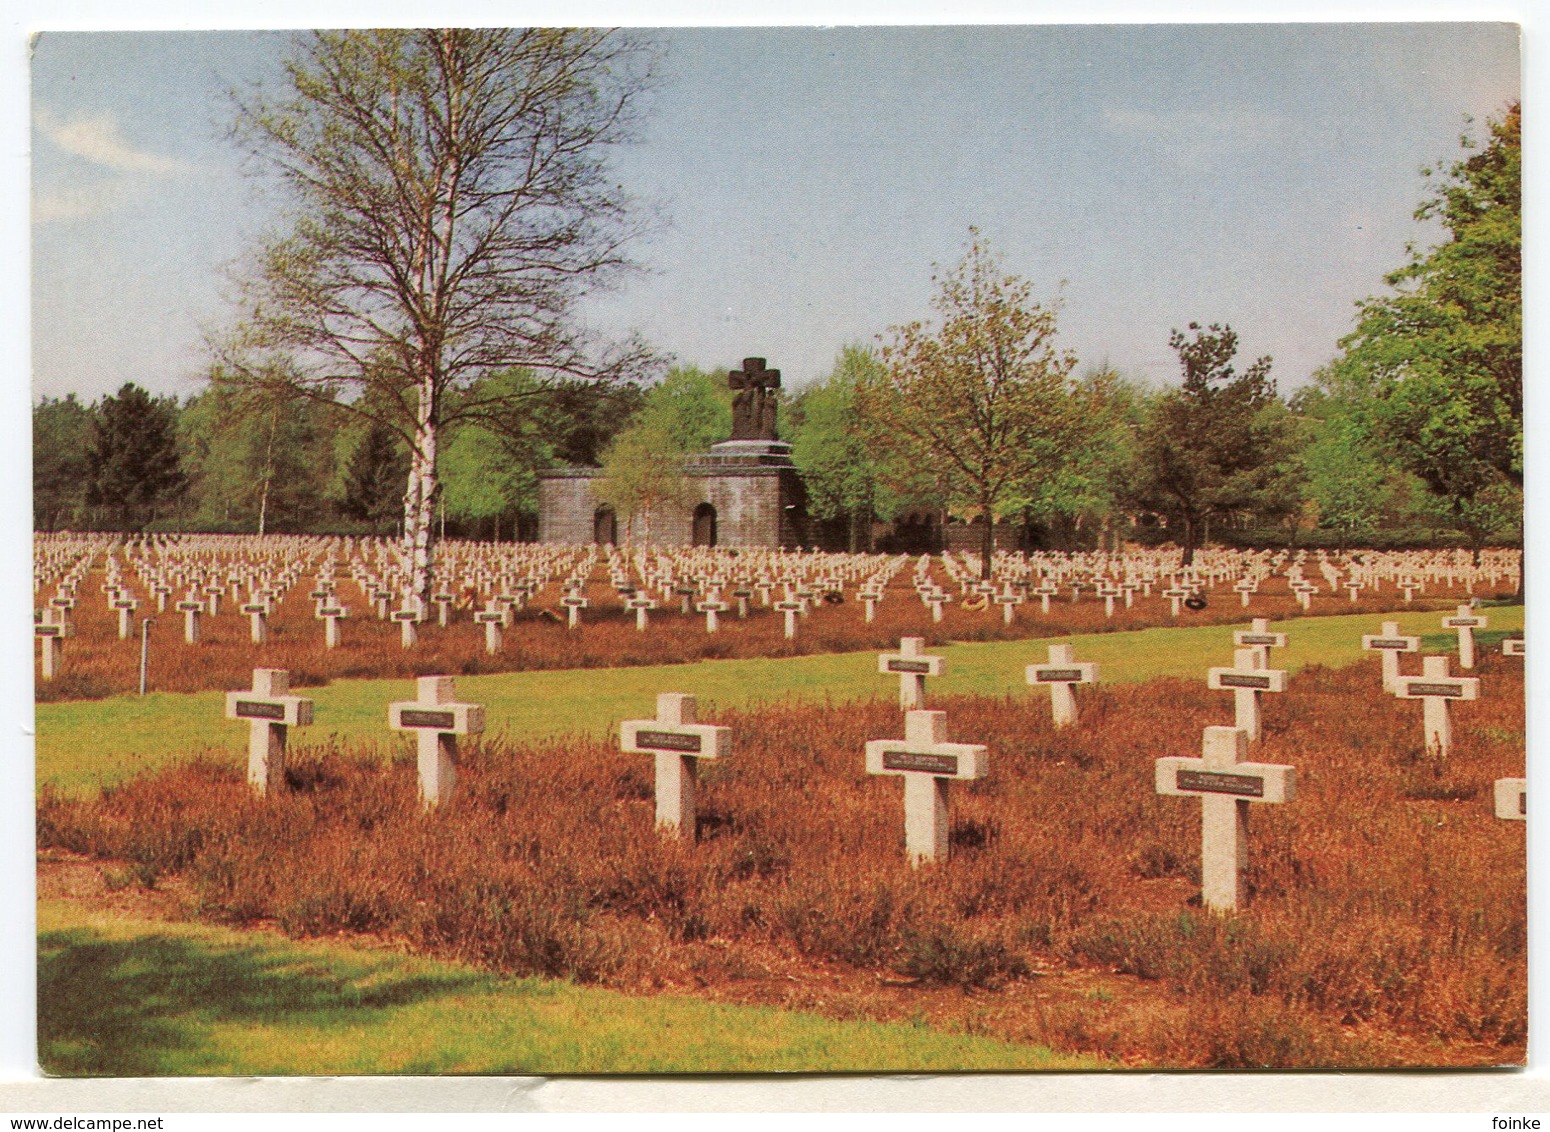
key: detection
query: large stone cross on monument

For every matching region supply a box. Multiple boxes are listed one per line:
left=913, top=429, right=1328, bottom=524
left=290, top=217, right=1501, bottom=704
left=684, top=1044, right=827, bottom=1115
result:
left=728, top=357, right=781, bottom=440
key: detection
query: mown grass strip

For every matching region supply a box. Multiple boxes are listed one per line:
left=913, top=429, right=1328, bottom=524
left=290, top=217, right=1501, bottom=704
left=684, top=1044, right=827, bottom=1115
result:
left=37, top=606, right=1522, bottom=795
left=37, top=900, right=1097, bottom=1075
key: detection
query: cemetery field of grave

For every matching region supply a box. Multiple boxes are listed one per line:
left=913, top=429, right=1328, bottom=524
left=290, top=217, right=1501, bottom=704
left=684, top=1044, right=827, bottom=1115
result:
left=36, top=601, right=1526, bottom=1071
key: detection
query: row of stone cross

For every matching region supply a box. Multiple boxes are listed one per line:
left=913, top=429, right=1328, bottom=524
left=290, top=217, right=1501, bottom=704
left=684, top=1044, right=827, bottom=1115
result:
left=216, top=616, right=1524, bottom=917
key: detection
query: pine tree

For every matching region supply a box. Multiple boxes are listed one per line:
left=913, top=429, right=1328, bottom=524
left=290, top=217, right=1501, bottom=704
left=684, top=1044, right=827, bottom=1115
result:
left=340, top=423, right=408, bottom=535
left=84, top=383, right=187, bottom=531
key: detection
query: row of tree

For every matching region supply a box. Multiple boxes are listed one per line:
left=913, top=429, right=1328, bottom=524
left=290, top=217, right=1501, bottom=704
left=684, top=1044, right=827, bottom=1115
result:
left=31, top=29, right=1519, bottom=602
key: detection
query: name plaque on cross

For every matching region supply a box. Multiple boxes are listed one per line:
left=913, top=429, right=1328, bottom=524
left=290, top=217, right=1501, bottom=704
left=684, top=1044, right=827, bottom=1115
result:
left=1031, top=668, right=1085, bottom=683
left=1402, top=682, right=1471, bottom=698
left=1175, top=770, right=1268, bottom=798
left=233, top=700, right=288, bottom=722
left=879, top=749, right=960, bottom=776
left=399, top=709, right=459, bottom=730
left=886, top=660, right=933, bottom=674
left=879, top=638, right=944, bottom=709
left=1216, top=673, right=1276, bottom=690
left=635, top=730, right=704, bottom=753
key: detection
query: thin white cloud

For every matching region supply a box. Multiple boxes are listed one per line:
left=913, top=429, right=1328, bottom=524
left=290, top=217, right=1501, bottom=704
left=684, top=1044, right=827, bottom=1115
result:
left=34, top=106, right=193, bottom=176
left=33, top=184, right=124, bottom=223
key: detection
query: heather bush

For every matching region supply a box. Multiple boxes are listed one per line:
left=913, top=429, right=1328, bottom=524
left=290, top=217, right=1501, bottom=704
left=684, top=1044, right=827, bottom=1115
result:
left=38, top=656, right=1526, bottom=1066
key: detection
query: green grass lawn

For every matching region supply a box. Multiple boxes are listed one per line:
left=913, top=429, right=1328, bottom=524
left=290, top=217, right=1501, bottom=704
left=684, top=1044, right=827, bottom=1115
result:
left=36, top=606, right=1522, bottom=795
left=36, top=900, right=1098, bottom=1075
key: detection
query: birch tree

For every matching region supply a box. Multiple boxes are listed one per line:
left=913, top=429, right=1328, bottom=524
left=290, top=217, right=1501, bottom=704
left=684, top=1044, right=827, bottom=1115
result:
left=220, top=29, right=654, bottom=598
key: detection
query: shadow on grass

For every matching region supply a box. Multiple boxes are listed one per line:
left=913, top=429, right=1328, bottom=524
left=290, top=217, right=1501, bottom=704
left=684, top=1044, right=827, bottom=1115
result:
left=38, top=927, right=486, bottom=1076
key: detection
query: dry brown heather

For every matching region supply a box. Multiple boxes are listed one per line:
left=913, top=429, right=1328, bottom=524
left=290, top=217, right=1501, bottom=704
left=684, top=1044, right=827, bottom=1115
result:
left=38, top=653, right=1526, bottom=1068
left=37, top=571, right=1495, bottom=702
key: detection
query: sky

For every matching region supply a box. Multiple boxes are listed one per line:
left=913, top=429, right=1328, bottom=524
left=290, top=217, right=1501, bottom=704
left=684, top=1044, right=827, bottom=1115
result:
left=28, top=21, right=1521, bottom=403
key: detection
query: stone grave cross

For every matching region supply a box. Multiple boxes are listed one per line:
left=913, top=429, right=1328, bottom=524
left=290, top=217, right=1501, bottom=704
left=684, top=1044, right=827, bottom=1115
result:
left=1026, top=643, right=1098, bottom=729
left=1444, top=604, right=1487, bottom=669
left=619, top=693, right=732, bottom=838
left=1207, top=648, right=1287, bottom=742
left=389, top=675, right=485, bottom=808
left=224, top=668, right=313, bottom=795
left=1495, top=777, right=1526, bottom=821
left=34, top=608, right=72, bottom=680
left=1392, top=655, right=1478, bottom=759
left=1361, top=621, right=1420, bottom=692
left=865, top=709, right=987, bottom=867
left=1233, top=618, right=1286, bottom=669
left=878, top=637, right=944, bottom=709
left=473, top=599, right=506, bottom=653
left=1155, top=725, right=1296, bottom=914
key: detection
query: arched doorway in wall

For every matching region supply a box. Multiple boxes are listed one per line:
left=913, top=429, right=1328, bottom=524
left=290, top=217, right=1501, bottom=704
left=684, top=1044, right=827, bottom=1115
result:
left=692, top=502, right=717, bottom=547
left=593, top=506, right=618, bottom=545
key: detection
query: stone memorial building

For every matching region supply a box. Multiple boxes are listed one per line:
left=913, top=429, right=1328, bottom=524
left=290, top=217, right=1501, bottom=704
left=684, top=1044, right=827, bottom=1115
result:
left=538, top=358, right=808, bottom=548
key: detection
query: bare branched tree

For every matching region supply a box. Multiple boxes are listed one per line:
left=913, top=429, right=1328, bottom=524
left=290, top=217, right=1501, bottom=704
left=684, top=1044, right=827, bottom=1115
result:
left=218, top=28, right=657, bottom=597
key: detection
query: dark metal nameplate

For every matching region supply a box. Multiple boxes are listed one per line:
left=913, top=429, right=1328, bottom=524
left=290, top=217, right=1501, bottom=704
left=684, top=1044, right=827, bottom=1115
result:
left=400, top=709, right=457, bottom=729
left=882, top=749, right=958, bottom=775
left=235, top=700, right=287, bottom=721
left=1219, top=674, right=1272, bottom=689
left=886, top=660, right=932, bottom=674
left=320, top=608, right=344, bottom=617
left=1238, top=635, right=1278, bottom=645
left=1177, top=770, right=1265, bottom=797
left=1368, top=639, right=1411, bottom=649
left=1035, top=669, right=1084, bottom=682
left=1445, top=618, right=1483, bottom=627
left=35, top=625, right=62, bottom=637
left=1406, top=683, right=1465, bottom=697
left=637, top=730, right=702, bottom=753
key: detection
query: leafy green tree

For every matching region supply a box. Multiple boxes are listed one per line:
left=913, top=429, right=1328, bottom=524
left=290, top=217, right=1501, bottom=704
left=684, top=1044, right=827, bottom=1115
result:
left=1125, top=323, right=1303, bottom=563
left=340, top=421, right=409, bottom=535
left=791, top=346, right=926, bottom=551
left=633, top=365, right=732, bottom=451
left=1008, top=365, right=1143, bottom=551
left=33, top=395, right=94, bottom=530
left=859, top=231, right=1084, bottom=576
left=592, top=421, right=698, bottom=545
left=84, top=383, right=187, bottom=531
left=220, top=29, right=655, bottom=598
left=1335, top=101, right=1521, bottom=561
left=179, top=375, right=338, bottom=533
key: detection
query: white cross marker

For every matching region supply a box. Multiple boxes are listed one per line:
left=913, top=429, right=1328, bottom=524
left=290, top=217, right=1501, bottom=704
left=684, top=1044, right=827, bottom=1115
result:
left=473, top=600, right=505, bottom=653
left=774, top=598, right=803, bottom=639
left=561, top=591, right=589, bottom=629
left=176, top=596, right=204, bottom=643
left=865, top=710, right=988, bottom=867
left=1393, top=655, right=1478, bottom=759
left=1495, top=778, right=1526, bottom=821
left=241, top=601, right=270, bottom=644
left=225, top=668, right=313, bottom=796
left=1155, top=725, right=1296, bottom=914
left=389, top=675, right=485, bottom=808
left=879, top=637, right=945, bottom=709
left=1233, top=618, right=1286, bottom=669
left=112, top=595, right=139, bottom=641
left=1033, top=582, right=1058, bottom=614
left=696, top=592, right=729, bottom=633
left=625, top=593, right=656, bottom=632
left=1443, top=605, right=1487, bottom=669
left=1026, top=643, right=1098, bottom=729
left=1502, top=637, right=1525, bottom=658
left=34, top=609, right=72, bottom=680
left=1361, top=621, right=1420, bottom=692
left=993, top=590, right=1025, bottom=625
left=619, top=693, right=731, bottom=838
left=316, top=602, right=348, bottom=649
left=1207, top=649, right=1287, bottom=742
left=1162, top=585, right=1191, bottom=617
left=1233, top=577, right=1258, bottom=608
